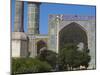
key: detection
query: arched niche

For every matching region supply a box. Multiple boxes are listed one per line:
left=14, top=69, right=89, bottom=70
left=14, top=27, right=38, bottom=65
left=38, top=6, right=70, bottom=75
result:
left=37, top=40, right=47, bottom=54
left=59, top=22, right=88, bottom=50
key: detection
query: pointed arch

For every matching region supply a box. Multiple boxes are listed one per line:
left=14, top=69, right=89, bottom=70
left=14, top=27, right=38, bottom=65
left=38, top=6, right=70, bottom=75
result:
left=37, top=40, right=47, bottom=54
left=59, top=22, right=88, bottom=49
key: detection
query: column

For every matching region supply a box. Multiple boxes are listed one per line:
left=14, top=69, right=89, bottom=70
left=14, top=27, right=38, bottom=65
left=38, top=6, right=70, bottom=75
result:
left=14, top=1, right=24, bottom=32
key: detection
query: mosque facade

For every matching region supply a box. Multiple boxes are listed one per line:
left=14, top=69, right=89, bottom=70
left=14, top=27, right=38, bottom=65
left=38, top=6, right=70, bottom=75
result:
left=12, top=1, right=96, bottom=69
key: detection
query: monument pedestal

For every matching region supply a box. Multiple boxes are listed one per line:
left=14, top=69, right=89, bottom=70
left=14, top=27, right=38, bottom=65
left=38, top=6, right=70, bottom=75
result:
left=12, top=32, right=28, bottom=57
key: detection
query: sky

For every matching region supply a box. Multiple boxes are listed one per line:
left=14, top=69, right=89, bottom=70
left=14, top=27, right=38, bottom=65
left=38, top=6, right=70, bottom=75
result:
left=11, top=0, right=96, bottom=34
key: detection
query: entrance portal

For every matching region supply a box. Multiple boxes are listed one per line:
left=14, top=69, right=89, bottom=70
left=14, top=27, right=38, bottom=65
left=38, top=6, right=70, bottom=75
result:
left=59, top=22, right=88, bottom=50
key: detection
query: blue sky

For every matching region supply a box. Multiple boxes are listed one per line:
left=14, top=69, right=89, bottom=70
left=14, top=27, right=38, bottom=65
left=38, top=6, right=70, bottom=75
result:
left=11, top=0, right=96, bottom=34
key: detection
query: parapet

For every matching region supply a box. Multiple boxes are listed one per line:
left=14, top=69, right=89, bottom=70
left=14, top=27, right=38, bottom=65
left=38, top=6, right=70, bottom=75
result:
left=49, top=14, right=95, bottom=21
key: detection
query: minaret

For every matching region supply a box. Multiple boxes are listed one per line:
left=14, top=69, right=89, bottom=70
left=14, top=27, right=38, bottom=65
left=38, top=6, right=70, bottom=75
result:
left=12, top=1, right=28, bottom=57
left=27, top=2, right=40, bottom=57
left=14, top=1, right=24, bottom=32
left=28, top=2, right=40, bottom=34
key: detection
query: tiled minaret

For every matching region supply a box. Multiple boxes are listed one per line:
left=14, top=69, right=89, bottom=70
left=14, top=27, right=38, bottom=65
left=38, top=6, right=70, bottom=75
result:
left=14, top=1, right=24, bottom=32
left=27, top=2, right=40, bottom=57
left=28, top=2, right=40, bottom=34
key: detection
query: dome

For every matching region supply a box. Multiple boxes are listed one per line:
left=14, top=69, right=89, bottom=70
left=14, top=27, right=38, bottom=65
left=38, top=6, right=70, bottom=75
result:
left=12, top=32, right=28, bottom=40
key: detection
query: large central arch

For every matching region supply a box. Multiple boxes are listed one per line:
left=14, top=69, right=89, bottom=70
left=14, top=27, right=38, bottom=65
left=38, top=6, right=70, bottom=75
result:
left=59, top=22, right=88, bottom=50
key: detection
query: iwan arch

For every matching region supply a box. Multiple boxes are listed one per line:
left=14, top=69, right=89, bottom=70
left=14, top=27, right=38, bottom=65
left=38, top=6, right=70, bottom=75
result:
left=12, top=1, right=96, bottom=69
